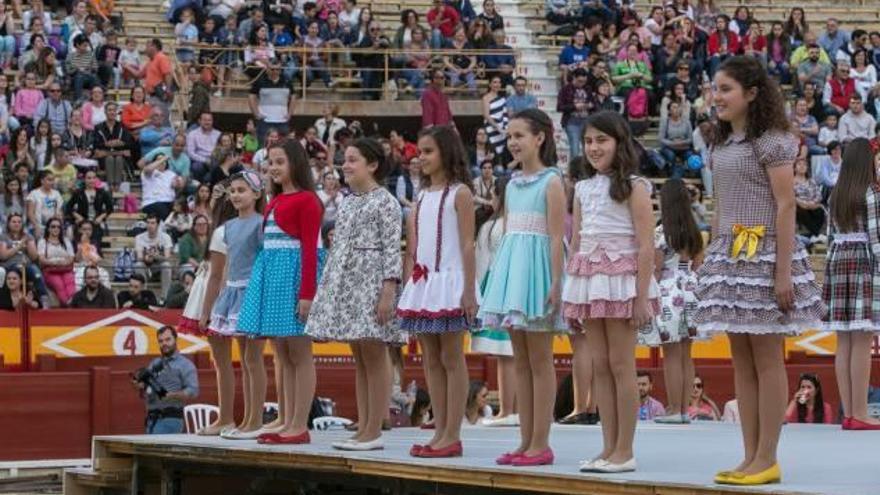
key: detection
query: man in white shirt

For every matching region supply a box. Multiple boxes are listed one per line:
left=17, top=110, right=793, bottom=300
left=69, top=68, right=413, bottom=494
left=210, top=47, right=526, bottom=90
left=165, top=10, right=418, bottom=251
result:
left=185, top=112, right=221, bottom=183
left=134, top=214, right=174, bottom=296
left=26, top=170, right=64, bottom=238
left=838, top=94, right=877, bottom=144
left=141, top=148, right=184, bottom=220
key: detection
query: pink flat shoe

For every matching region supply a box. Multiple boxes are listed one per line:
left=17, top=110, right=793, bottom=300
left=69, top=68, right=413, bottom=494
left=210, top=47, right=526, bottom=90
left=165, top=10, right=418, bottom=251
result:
left=495, top=452, right=521, bottom=465
left=510, top=448, right=554, bottom=467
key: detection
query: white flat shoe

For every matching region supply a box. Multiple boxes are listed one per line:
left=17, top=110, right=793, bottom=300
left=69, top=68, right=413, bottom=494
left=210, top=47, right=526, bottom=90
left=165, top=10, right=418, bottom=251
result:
left=335, top=438, right=384, bottom=451
left=481, top=414, right=520, bottom=427
left=331, top=439, right=354, bottom=449
left=221, top=428, right=263, bottom=440
left=654, top=413, right=687, bottom=424
left=593, top=458, right=637, bottom=473
left=579, top=458, right=607, bottom=472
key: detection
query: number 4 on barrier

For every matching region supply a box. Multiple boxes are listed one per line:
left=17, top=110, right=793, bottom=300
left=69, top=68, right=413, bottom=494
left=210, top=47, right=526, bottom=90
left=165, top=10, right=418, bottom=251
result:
left=113, top=326, right=148, bottom=356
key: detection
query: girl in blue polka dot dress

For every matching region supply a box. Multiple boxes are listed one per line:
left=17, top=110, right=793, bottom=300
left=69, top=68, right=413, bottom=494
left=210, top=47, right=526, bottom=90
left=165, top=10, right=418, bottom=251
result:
left=397, top=126, right=477, bottom=459
left=238, top=140, right=325, bottom=446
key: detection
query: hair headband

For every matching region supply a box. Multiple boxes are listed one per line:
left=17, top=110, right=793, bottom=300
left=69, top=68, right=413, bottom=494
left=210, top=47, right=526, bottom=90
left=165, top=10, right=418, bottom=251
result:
left=231, top=170, right=264, bottom=192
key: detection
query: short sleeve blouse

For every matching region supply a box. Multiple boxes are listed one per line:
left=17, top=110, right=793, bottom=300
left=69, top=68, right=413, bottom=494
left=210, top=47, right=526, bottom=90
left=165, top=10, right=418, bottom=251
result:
left=209, top=225, right=227, bottom=255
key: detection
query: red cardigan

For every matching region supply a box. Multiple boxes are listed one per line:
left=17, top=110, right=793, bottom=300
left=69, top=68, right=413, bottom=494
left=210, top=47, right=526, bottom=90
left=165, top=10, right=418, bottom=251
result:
left=707, top=30, right=740, bottom=56
left=264, top=191, right=323, bottom=300
left=828, top=77, right=856, bottom=111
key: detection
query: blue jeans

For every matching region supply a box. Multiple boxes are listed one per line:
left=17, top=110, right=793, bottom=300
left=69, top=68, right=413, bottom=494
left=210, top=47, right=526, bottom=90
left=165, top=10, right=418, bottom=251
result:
left=147, top=417, right=184, bottom=434
left=708, top=55, right=730, bottom=79
left=403, top=68, right=426, bottom=95
left=565, top=121, right=586, bottom=158
left=306, top=59, right=332, bottom=86
left=660, top=146, right=692, bottom=179
left=72, top=72, right=101, bottom=101
left=430, top=29, right=445, bottom=49
left=257, top=119, right=289, bottom=147
left=0, top=35, right=14, bottom=66
left=700, top=159, right=713, bottom=197
left=446, top=70, right=476, bottom=92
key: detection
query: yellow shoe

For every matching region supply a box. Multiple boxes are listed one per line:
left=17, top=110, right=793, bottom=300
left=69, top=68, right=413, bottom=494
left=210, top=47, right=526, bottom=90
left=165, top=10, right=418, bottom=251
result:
left=713, top=470, right=743, bottom=484
left=726, top=464, right=781, bottom=486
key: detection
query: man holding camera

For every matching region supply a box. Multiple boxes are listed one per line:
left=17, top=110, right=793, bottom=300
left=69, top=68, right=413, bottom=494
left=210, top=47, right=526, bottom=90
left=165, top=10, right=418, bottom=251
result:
left=132, top=326, right=199, bottom=434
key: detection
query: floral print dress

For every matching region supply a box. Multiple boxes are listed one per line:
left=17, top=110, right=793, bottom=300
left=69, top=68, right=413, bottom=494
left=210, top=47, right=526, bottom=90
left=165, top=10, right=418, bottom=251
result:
left=306, top=187, right=406, bottom=343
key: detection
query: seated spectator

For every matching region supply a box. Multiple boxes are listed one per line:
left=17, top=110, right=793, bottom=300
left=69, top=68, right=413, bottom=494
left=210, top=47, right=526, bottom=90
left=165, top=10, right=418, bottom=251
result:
left=707, top=14, right=739, bottom=77
left=558, top=30, right=590, bottom=83
left=0, top=213, right=48, bottom=305
left=687, top=375, right=721, bottom=421
left=26, top=171, right=64, bottom=238
left=722, top=399, right=740, bottom=423
left=12, top=72, right=44, bottom=129
left=838, top=94, right=876, bottom=144
left=6, top=128, right=36, bottom=172
left=791, top=98, right=823, bottom=155
left=472, top=159, right=495, bottom=226
left=557, top=68, right=590, bottom=159
left=482, top=30, right=515, bottom=87
left=393, top=9, right=424, bottom=48
left=34, top=82, right=72, bottom=136
left=851, top=49, right=876, bottom=101
left=468, top=18, right=493, bottom=50
left=65, top=170, right=113, bottom=242
left=64, top=1, right=89, bottom=43
left=139, top=108, right=175, bottom=156
left=93, top=102, right=133, bottom=188
left=740, top=19, right=767, bottom=63
left=0, top=268, right=41, bottom=310
left=164, top=270, right=195, bottom=309
left=66, top=34, right=101, bottom=101
left=117, top=273, right=159, bottom=310
left=165, top=197, right=193, bottom=244
left=47, top=150, right=79, bottom=198
left=654, top=31, right=683, bottom=88
left=355, top=22, right=391, bottom=100
left=96, top=29, right=121, bottom=89
left=785, top=373, right=833, bottom=424
left=426, top=0, right=459, bottom=49
left=389, top=130, right=418, bottom=165
left=74, top=219, right=102, bottom=263
left=176, top=213, right=208, bottom=272
left=507, top=76, right=538, bottom=114
left=301, top=21, right=334, bottom=88
left=825, top=60, right=858, bottom=116
left=206, top=147, right=244, bottom=187
left=815, top=141, right=843, bottom=193
left=31, top=120, right=53, bottom=169
left=794, top=156, right=825, bottom=242
left=817, top=114, right=839, bottom=149
left=612, top=42, right=652, bottom=99
left=396, top=156, right=421, bottom=218
left=802, top=81, right=827, bottom=124
left=62, top=109, right=95, bottom=164
left=764, top=21, right=791, bottom=83
left=637, top=370, right=665, bottom=420
left=796, top=44, right=832, bottom=92
left=544, top=0, right=576, bottom=26
left=81, top=86, right=108, bottom=131
left=464, top=380, right=492, bottom=425
left=189, top=184, right=212, bottom=219
left=0, top=2, right=13, bottom=69
left=401, top=27, right=431, bottom=96
left=141, top=148, right=184, bottom=220
left=443, top=26, right=477, bottom=93
left=244, top=23, right=276, bottom=80
left=38, top=217, right=76, bottom=307
left=478, top=0, right=503, bottom=31
left=316, top=172, right=342, bottom=222
left=209, top=132, right=234, bottom=170
left=659, top=81, right=692, bottom=122
left=70, top=264, right=116, bottom=308
left=658, top=101, right=693, bottom=178
left=139, top=134, right=192, bottom=186
left=122, top=86, right=153, bottom=134
left=134, top=215, right=174, bottom=296
left=0, top=178, right=25, bottom=219
left=186, top=112, right=221, bottom=183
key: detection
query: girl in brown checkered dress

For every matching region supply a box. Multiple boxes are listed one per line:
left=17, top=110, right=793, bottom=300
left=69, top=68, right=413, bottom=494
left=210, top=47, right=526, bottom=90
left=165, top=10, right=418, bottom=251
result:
left=693, top=57, right=824, bottom=486
left=825, top=137, right=880, bottom=431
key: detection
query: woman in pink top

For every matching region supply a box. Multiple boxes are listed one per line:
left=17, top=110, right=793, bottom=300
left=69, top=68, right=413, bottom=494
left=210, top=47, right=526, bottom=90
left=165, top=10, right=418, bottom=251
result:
left=784, top=373, right=834, bottom=424
left=13, top=71, right=44, bottom=128
left=687, top=375, right=721, bottom=420
left=81, top=86, right=107, bottom=131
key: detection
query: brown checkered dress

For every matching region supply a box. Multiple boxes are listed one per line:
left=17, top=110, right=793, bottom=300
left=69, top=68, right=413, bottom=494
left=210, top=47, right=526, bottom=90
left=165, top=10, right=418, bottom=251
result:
left=693, top=131, right=825, bottom=334
left=823, top=185, right=880, bottom=331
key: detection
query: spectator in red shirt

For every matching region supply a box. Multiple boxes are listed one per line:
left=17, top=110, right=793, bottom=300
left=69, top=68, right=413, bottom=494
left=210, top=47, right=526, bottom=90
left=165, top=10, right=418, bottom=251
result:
left=707, top=14, right=739, bottom=77
left=141, top=38, right=174, bottom=104
left=421, top=69, right=454, bottom=128
left=426, top=0, right=459, bottom=48
left=389, top=130, right=418, bottom=163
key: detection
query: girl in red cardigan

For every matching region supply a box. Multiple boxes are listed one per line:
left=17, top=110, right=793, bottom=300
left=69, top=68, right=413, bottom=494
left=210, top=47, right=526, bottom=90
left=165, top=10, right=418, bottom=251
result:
left=707, top=15, right=739, bottom=77
left=238, top=139, right=325, bottom=445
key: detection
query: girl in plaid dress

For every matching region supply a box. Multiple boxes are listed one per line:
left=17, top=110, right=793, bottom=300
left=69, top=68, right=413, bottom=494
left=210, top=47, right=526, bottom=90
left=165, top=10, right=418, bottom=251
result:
left=825, top=137, right=880, bottom=431
left=695, top=57, right=824, bottom=486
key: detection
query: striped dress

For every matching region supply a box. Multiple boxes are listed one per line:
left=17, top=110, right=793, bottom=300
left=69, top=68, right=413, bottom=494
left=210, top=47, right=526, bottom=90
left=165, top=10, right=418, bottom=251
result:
left=486, top=94, right=509, bottom=155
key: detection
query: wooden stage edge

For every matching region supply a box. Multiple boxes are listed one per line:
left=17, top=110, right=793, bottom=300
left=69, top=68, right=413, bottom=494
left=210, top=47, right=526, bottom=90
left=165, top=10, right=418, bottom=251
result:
left=63, top=423, right=875, bottom=495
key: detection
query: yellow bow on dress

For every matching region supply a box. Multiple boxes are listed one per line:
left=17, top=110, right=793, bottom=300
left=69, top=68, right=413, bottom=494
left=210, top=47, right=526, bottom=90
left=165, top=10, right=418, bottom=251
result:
left=731, top=224, right=765, bottom=259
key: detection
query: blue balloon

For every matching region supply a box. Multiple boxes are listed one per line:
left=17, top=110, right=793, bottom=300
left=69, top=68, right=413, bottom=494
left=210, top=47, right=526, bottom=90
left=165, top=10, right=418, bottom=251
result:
left=687, top=155, right=703, bottom=171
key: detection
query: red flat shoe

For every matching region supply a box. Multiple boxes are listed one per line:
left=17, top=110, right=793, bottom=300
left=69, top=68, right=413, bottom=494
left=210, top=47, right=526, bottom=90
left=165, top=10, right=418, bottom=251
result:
left=842, top=417, right=853, bottom=430
left=510, top=448, right=554, bottom=467
left=263, top=431, right=311, bottom=444
left=257, top=433, right=280, bottom=444
left=847, top=418, right=880, bottom=431
left=409, top=444, right=425, bottom=457
left=420, top=422, right=435, bottom=430
left=418, top=441, right=463, bottom=458
left=495, top=452, right=521, bottom=465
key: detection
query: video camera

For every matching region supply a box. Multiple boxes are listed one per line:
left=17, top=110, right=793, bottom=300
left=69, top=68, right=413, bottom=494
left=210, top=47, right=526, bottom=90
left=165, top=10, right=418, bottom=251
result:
left=131, top=362, right=168, bottom=399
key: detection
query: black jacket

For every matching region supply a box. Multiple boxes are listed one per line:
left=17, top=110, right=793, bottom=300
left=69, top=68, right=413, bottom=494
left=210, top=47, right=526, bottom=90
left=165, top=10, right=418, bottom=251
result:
left=65, top=187, right=114, bottom=221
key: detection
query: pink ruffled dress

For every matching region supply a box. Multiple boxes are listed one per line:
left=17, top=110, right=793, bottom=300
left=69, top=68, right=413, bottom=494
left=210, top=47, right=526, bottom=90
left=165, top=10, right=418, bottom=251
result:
left=562, top=174, right=660, bottom=321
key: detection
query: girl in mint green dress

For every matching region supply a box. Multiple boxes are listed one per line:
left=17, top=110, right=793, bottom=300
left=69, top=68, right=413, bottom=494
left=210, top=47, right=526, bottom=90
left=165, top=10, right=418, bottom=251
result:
left=477, top=109, right=567, bottom=468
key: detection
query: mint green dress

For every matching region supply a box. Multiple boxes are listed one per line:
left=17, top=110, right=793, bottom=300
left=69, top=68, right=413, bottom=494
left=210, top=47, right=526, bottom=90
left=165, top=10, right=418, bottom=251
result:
left=478, top=168, right=567, bottom=332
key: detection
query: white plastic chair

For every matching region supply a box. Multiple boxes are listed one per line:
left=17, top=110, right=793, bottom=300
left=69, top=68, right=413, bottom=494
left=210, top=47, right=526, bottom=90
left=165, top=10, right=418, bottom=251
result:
left=184, top=404, right=220, bottom=434
left=868, top=403, right=880, bottom=419
left=312, top=416, right=353, bottom=431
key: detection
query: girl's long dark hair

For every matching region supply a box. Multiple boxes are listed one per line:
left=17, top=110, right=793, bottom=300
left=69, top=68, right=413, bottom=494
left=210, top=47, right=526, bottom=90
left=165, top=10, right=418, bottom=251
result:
left=830, top=138, right=874, bottom=233
left=480, top=178, right=507, bottom=246
left=512, top=108, right=558, bottom=167
left=660, top=179, right=703, bottom=258
left=4, top=178, right=23, bottom=208
left=204, top=193, right=237, bottom=260
left=417, top=125, right=473, bottom=191
left=582, top=111, right=640, bottom=202
left=268, top=139, right=316, bottom=197
left=710, top=56, right=790, bottom=145
left=796, top=374, right=826, bottom=424
left=566, top=156, right=588, bottom=214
